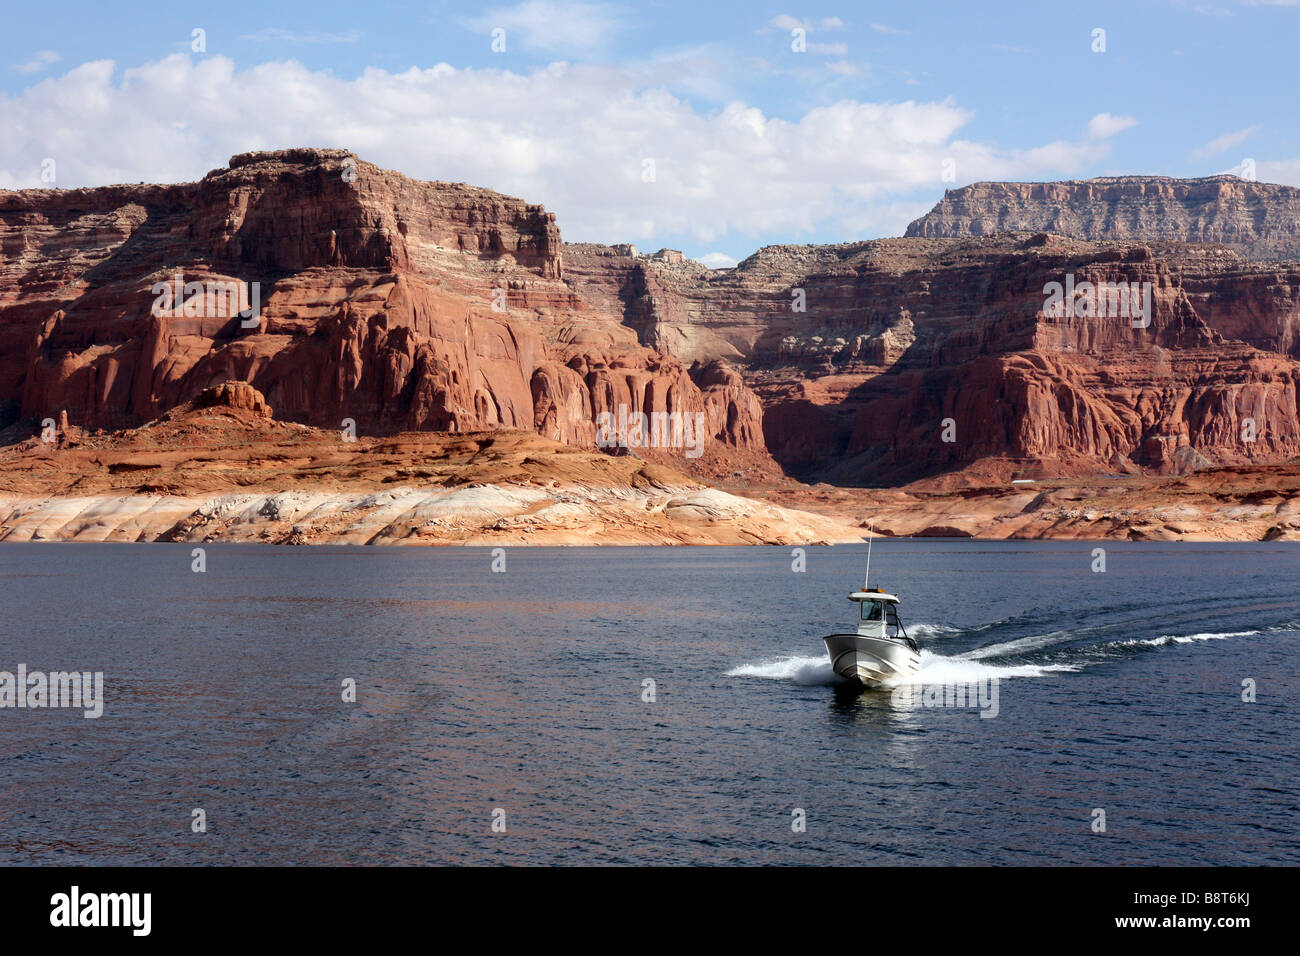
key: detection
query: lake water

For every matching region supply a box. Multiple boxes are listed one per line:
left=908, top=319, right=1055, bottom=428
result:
left=1, top=541, right=1296, bottom=865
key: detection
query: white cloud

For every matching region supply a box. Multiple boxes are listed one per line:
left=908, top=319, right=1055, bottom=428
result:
left=808, top=42, right=848, bottom=55
left=1190, top=124, right=1260, bottom=159
left=1257, top=158, right=1300, bottom=185
left=1087, top=112, right=1138, bottom=140
left=12, top=50, right=60, bottom=74
left=826, top=60, right=860, bottom=76
left=465, top=1, right=621, bottom=52
left=695, top=252, right=738, bottom=269
left=0, top=55, right=1129, bottom=244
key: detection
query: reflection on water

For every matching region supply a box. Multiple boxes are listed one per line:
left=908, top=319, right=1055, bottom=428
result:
left=0, top=540, right=1297, bottom=865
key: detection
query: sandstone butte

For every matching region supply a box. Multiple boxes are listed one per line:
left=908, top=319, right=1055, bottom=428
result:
left=2, top=148, right=1300, bottom=544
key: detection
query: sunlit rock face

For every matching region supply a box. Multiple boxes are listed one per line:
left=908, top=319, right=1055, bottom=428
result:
left=6, top=153, right=1300, bottom=489
left=0, top=149, right=765, bottom=468
left=906, top=176, right=1300, bottom=261
left=564, top=233, right=1300, bottom=485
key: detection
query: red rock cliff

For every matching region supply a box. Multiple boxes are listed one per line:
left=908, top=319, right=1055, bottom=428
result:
left=563, top=234, right=1300, bottom=485
left=0, top=149, right=766, bottom=469
left=8, top=153, right=1300, bottom=489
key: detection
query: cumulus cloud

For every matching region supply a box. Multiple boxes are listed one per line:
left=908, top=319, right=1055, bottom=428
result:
left=0, top=55, right=1130, bottom=243
left=1190, top=124, right=1261, bottom=159
left=695, top=252, right=739, bottom=269
left=1087, top=113, right=1139, bottom=140
left=464, top=0, right=621, bottom=52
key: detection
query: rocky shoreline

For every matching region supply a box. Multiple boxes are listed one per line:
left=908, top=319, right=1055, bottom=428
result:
left=0, top=391, right=858, bottom=546
left=761, top=465, right=1300, bottom=542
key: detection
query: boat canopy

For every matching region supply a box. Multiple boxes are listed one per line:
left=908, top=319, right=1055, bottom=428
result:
left=848, top=588, right=899, bottom=604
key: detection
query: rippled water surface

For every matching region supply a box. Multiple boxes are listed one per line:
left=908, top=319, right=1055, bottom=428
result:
left=1, top=541, right=1296, bottom=864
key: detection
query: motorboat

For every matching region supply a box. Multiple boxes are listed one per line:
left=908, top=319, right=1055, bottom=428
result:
left=822, top=587, right=920, bottom=688
left=821, top=526, right=920, bottom=688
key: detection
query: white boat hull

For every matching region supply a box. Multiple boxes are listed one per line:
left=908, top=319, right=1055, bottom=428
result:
left=822, top=633, right=921, bottom=688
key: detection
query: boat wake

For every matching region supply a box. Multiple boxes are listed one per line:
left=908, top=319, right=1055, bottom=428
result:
left=1115, top=629, right=1259, bottom=648
left=726, top=622, right=963, bottom=686
left=904, top=622, right=963, bottom=640
left=899, top=650, right=1076, bottom=684
left=725, top=655, right=839, bottom=686
left=726, top=648, right=1074, bottom=688
left=728, top=623, right=1277, bottom=688
left=963, top=627, right=1265, bottom=662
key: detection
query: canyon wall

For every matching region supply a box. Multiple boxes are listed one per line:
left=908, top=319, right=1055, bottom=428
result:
left=0, top=149, right=766, bottom=475
left=6, top=152, right=1300, bottom=489
left=905, top=176, right=1300, bottom=261
left=563, top=234, right=1300, bottom=485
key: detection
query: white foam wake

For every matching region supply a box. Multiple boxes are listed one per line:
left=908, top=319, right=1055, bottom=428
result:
left=960, top=630, right=1073, bottom=660
left=726, top=649, right=1075, bottom=688
left=905, top=622, right=962, bottom=639
left=728, top=625, right=1271, bottom=690
left=726, top=655, right=838, bottom=686
left=1121, top=629, right=1259, bottom=648
left=889, top=650, right=1077, bottom=685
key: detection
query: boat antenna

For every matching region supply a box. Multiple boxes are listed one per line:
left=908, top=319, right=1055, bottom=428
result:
left=864, top=519, right=874, bottom=589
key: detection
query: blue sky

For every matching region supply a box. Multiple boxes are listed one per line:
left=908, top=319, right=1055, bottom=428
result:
left=3, top=0, right=1297, bottom=266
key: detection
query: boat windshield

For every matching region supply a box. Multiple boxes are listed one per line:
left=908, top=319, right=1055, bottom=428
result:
left=859, top=601, right=884, bottom=622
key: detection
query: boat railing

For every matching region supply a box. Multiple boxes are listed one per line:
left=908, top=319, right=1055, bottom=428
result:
left=889, top=617, right=919, bottom=653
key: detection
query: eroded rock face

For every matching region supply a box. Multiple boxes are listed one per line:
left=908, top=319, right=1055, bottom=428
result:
left=7, top=152, right=1300, bottom=490
left=192, top=381, right=273, bottom=418
left=905, top=176, right=1300, bottom=261
left=0, top=149, right=766, bottom=468
left=562, top=234, right=1300, bottom=484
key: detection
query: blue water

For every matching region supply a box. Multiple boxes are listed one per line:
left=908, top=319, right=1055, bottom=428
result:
left=0, top=541, right=1296, bottom=864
